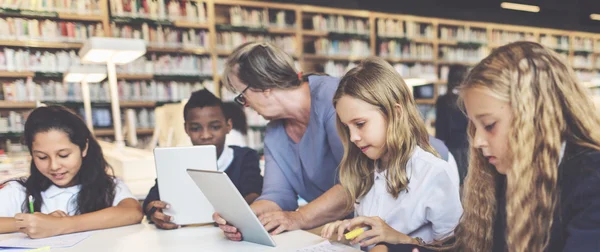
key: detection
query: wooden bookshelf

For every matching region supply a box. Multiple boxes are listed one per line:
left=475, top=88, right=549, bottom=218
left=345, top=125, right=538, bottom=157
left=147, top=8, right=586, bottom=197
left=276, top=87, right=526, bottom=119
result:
left=415, top=99, right=436, bottom=105
left=0, top=0, right=598, bottom=115
left=173, top=20, right=210, bottom=29
left=267, top=27, right=297, bottom=35
left=0, top=40, right=83, bottom=49
left=116, top=74, right=154, bottom=80
left=303, top=54, right=367, bottom=62
left=0, top=101, right=36, bottom=109
left=94, top=128, right=115, bottom=137
left=0, top=71, right=35, bottom=78
left=57, top=13, right=104, bottom=22
left=136, top=128, right=155, bottom=135
left=120, top=101, right=157, bottom=108
left=384, top=58, right=435, bottom=64
left=94, top=128, right=155, bottom=136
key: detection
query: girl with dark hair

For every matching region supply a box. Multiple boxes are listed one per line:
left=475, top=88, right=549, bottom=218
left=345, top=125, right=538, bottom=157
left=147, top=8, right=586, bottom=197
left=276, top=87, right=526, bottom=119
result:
left=0, top=106, right=143, bottom=238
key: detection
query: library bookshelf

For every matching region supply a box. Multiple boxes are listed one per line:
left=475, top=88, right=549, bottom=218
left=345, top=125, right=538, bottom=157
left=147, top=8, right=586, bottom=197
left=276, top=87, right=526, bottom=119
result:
left=0, top=0, right=598, bottom=139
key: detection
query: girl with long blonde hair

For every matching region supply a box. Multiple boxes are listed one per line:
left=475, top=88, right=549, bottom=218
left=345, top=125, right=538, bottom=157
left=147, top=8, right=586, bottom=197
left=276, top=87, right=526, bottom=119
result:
left=453, top=41, right=600, bottom=252
left=320, top=57, right=463, bottom=250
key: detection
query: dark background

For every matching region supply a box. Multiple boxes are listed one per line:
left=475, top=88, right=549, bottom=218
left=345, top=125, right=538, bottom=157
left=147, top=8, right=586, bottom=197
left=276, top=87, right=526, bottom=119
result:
left=265, top=0, right=600, bottom=33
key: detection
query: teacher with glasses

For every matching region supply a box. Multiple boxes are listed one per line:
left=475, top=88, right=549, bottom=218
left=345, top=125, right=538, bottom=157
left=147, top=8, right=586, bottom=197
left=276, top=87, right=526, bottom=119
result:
left=213, top=41, right=348, bottom=240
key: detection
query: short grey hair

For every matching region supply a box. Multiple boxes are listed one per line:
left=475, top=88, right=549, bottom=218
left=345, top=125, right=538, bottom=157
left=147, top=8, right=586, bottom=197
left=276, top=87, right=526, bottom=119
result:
left=222, top=41, right=300, bottom=92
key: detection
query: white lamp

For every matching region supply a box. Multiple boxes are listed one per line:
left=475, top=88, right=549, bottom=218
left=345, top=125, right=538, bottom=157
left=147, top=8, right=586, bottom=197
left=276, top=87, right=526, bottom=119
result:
left=79, top=37, right=146, bottom=148
left=64, top=65, right=107, bottom=134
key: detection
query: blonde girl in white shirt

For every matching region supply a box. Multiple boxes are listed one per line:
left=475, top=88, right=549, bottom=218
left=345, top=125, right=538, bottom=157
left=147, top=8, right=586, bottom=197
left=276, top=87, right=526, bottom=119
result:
left=0, top=106, right=143, bottom=238
left=321, top=57, right=463, bottom=250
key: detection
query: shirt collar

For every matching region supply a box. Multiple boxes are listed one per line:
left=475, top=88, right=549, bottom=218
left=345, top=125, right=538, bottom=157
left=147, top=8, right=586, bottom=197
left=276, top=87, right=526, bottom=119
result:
left=42, top=184, right=81, bottom=199
left=217, top=147, right=235, bottom=172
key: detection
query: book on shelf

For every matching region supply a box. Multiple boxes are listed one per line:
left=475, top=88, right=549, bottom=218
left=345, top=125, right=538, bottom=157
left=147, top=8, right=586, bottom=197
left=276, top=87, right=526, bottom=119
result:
left=112, top=22, right=208, bottom=49
left=0, top=48, right=79, bottom=73
left=311, top=14, right=369, bottom=35
left=1, top=0, right=102, bottom=15
left=216, top=32, right=296, bottom=54
left=313, top=38, right=370, bottom=57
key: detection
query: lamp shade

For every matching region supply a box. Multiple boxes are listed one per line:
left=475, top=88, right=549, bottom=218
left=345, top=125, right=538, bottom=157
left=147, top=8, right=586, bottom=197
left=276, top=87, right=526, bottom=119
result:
left=64, top=65, right=107, bottom=83
left=79, top=37, right=146, bottom=65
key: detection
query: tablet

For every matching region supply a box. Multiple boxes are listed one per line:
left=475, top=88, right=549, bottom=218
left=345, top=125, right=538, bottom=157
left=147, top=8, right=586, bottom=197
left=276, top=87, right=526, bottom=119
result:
left=186, top=169, right=277, bottom=247
left=153, top=146, right=217, bottom=225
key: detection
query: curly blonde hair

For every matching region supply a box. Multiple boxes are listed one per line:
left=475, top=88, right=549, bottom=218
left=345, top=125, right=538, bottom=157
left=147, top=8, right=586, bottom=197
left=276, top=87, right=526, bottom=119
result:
left=332, top=57, right=438, bottom=210
left=454, top=41, right=600, bottom=251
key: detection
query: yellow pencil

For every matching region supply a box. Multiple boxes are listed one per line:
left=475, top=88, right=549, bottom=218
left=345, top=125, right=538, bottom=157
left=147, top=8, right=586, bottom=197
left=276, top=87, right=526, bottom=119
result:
left=344, top=227, right=369, bottom=240
left=26, top=246, right=51, bottom=252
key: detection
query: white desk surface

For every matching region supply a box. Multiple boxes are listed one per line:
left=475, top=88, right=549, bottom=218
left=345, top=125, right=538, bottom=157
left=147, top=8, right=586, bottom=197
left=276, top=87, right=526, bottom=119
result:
left=0, top=222, right=360, bottom=252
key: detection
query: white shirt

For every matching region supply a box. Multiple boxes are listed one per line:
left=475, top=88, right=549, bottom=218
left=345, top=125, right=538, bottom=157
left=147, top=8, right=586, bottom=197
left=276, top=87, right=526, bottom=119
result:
left=447, top=152, right=460, bottom=187
left=354, top=146, right=463, bottom=244
left=217, top=146, right=235, bottom=172
left=225, top=130, right=247, bottom=147
left=0, top=178, right=135, bottom=217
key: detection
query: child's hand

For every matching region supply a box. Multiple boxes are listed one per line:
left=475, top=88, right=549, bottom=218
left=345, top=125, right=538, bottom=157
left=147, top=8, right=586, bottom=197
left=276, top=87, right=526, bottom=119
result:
left=48, top=210, right=68, bottom=218
left=147, top=201, right=179, bottom=230
left=347, top=216, right=413, bottom=247
left=14, top=212, right=65, bottom=238
left=320, top=219, right=352, bottom=241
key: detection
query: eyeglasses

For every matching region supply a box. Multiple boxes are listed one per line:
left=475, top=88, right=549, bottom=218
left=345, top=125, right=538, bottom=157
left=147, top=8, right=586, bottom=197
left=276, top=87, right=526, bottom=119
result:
left=234, top=85, right=250, bottom=106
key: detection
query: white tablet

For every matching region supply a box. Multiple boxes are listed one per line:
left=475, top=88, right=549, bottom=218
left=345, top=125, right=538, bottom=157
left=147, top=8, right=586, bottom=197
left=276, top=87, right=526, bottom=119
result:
left=153, top=146, right=217, bottom=225
left=186, top=169, right=277, bottom=247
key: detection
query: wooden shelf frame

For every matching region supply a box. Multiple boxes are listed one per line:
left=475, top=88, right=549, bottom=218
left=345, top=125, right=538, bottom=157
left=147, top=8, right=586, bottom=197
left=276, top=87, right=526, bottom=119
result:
left=0, top=0, right=598, bottom=115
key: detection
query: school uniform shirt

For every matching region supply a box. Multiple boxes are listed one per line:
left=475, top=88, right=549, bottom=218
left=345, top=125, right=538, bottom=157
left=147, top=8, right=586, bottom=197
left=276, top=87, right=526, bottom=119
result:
left=493, top=142, right=600, bottom=252
left=0, top=178, right=135, bottom=217
left=142, top=146, right=263, bottom=218
left=355, top=146, right=463, bottom=244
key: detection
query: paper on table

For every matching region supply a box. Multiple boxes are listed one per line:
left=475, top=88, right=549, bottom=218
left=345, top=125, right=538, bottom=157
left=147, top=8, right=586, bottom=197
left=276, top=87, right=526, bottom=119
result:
left=295, top=240, right=353, bottom=252
left=0, top=231, right=93, bottom=249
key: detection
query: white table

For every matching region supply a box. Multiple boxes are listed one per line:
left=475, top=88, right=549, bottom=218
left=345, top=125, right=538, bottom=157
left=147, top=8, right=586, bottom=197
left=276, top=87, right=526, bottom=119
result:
left=0, top=223, right=360, bottom=252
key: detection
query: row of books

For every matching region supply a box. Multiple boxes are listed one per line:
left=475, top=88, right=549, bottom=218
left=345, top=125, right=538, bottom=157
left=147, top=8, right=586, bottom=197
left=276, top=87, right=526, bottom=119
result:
left=540, top=35, right=570, bottom=50
left=80, top=107, right=155, bottom=129
left=228, top=6, right=269, bottom=28
left=323, top=60, right=357, bottom=78
left=0, top=78, right=213, bottom=103
left=110, top=0, right=207, bottom=22
left=394, top=63, right=436, bottom=80
left=490, top=30, right=536, bottom=45
left=406, top=22, right=435, bottom=39
left=573, top=37, right=594, bottom=52
left=118, top=54, right=212, bottom=76
left=313, top=38, right=370, bottom=57
left=439, top=26, right=487, bottom=43
left=573, top=55, right=595, bottom=69
left=0, top=18, right=103, bottom=42
left=1, top=0, right=102, bottom=15
left=376, top=19, right=404, bottom=38
left=574, top=70, right=600, bottom=83
left=216, top=32, right=296, bottom=55
left=379, top=42, right=434, bottom=60
left=438, top=46, right=489, bottom=63
left=111, top=23, right=209, bottom=49
left=115, top=80, right=208, bottom=102
left=311, top=15, right=369, bottom=35
left=0, top=111, right=24, bottom=133
left=0, top=49, right=79, bottom=72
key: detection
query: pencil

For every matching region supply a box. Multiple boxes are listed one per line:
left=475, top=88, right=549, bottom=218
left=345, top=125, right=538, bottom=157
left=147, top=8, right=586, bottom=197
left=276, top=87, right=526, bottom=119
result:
left=28, top=195, right=34, bottom=213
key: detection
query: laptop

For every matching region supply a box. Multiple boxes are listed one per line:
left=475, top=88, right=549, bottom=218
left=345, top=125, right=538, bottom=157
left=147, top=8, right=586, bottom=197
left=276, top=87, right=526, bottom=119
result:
left=153, top=146, right=217, bottom=225
left=186, top=169, right=277, bottom=247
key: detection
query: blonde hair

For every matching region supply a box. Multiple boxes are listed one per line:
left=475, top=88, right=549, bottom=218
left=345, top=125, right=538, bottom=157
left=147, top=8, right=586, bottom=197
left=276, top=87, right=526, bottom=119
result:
left=222, top=41, right=300, bottom=91
left=332, top=57, right=438, bottom=209
left=455, top=41, right=600, bottom=252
